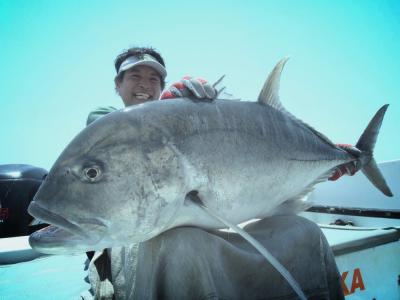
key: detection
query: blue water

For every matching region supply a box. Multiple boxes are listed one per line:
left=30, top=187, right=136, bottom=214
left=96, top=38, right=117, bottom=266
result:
left=0, top=254, right=89, bottom=300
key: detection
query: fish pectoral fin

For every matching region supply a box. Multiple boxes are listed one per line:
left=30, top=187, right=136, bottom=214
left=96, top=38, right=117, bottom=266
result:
left=185, top=191, right=307, bottom=300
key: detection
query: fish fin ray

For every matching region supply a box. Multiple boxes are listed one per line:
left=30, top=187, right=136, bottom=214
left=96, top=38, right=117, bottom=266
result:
left=286, top=113, right=339, bottom=149
left=300, top=122, right=338, bottom=148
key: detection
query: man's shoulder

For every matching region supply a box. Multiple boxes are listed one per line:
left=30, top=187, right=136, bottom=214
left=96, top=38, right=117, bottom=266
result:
left=86, top=106, right=118, bottom=126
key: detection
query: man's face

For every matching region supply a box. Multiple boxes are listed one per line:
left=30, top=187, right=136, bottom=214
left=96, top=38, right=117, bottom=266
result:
left=115, top=65, right=162, bottom=107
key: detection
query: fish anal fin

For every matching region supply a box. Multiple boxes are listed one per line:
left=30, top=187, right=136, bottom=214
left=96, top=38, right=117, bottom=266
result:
left=269, top=169, right=336, bottom=217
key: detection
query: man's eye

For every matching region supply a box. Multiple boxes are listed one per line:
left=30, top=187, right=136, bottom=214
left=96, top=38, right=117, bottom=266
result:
left=83, top=166, right=102, bottom=182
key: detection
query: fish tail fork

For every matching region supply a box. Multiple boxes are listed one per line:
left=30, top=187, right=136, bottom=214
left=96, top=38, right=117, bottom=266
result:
left=355, top=104, right=393, bottom=197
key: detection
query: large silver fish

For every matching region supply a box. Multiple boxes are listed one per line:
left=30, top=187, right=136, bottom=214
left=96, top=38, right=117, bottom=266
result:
left=28, top=59, right=392, bottom=255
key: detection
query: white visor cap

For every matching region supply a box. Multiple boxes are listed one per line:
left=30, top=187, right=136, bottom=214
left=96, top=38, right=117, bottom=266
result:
left=118, top=54, right=167, bottom=79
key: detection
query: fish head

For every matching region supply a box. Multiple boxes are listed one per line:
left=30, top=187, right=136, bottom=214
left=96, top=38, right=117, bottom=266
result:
left=28, top=107, right=187, bottom=254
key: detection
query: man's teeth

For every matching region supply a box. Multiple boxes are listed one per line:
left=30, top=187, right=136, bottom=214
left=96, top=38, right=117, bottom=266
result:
left=135, top=93, right=150, bottom=100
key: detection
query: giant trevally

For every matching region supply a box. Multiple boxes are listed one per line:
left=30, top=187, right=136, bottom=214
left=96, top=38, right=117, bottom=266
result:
left=28, top=58, right=392, bottom=256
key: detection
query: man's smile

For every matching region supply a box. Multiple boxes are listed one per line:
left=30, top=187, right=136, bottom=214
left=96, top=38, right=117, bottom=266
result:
left=134, top=93, right=151, bottom=100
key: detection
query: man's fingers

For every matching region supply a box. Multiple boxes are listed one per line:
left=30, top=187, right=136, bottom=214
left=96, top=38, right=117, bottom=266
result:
left=183, top=78, right=206, bottom=98
left=170, top=86, right=184, bottom=97
left=203, top=84, right=217, bottom=99
left=162, top=76, right=220, bottom=101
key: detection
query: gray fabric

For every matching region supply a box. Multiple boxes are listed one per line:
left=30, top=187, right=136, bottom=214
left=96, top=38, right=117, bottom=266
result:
left=86, top=215, right=344, bottom=300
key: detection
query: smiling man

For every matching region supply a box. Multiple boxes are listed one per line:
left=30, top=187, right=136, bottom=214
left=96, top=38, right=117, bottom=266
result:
left=114, top=53, right=166, bottom=105
left=86, top=47, right=216, bottom=126
left=86, top=47, right=167, bottom=125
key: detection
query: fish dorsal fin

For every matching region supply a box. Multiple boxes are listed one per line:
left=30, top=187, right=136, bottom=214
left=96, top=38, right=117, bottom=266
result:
left=259, top=58, right=339, bottom=149
left=258, top=57, right=289, bottom=110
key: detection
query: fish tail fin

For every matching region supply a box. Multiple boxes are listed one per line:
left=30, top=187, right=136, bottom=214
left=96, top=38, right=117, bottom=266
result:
left=186, top=191, right=307, bottom=300
left=355, top=104, right=393, bottom=197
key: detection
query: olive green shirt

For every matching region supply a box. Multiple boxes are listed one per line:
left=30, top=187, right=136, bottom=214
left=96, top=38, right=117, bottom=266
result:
left=86, top=106, right=118, bottom=126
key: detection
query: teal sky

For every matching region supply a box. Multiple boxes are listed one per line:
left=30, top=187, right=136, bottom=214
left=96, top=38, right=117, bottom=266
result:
left=1, top=0, right=399, bottom=170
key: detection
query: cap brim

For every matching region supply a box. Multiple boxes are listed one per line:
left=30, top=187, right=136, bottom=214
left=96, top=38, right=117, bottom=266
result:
left=118, top=56, right=167, bottom=79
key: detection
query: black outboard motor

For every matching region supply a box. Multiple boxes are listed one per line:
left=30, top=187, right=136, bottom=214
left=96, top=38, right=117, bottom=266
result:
left=0, top=164, right=48, bottom=238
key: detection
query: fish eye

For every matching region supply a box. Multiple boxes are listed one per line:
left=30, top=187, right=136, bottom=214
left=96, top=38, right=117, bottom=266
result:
left=83, top=166, right=102, bottom=182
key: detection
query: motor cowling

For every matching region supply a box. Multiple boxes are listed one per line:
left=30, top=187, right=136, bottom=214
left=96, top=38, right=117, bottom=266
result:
left=0, top=164, right=48, bottom=238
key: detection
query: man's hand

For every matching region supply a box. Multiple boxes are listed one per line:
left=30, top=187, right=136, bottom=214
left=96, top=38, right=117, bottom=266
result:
left=329, top=144, right=361, bottom=181
left=160, top=76, right=224, bottom=101
left=329, top=162, right=359, bottom=181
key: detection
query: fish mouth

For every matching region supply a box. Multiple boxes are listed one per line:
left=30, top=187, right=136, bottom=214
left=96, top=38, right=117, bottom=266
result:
left=28, top=201, right=89, bottom=239
left=28, top=201, right=106, bottom=254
